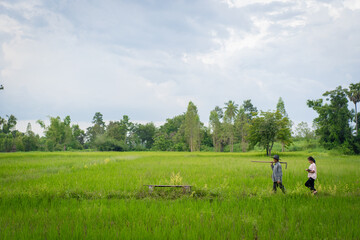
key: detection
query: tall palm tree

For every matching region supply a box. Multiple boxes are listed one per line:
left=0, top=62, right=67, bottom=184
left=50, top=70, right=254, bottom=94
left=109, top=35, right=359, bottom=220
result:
left=346, top=83, right=360, bottom=136
left=224, top=100, right=239, bottom=123
left=224, top=100, right=238, bottom=152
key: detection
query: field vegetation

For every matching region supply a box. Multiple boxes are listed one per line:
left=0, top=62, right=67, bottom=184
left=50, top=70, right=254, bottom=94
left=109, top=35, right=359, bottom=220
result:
left=1, top=83, right=359, bottom=155
left=1, top=151, right=359, bottom=239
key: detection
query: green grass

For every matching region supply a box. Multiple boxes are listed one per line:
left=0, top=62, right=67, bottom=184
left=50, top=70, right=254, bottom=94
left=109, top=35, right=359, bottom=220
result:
left=0, top=152, right=359, bottom=239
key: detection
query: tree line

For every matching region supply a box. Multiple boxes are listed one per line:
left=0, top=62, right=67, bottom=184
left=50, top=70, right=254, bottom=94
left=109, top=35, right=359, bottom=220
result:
left=1, top=83, right=359, bottom=154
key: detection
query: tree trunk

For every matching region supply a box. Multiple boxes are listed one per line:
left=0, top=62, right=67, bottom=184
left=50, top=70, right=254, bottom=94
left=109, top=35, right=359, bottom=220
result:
left=241, top=137, right=246, bottom=152
left=269, top=142, right=274, bottom=156
left=230, top=135, right=233, bottom=152
left=212, top=136, right=216, bottom=152
left=190, top=137, right=193, bottom=152
left=281, top=142, right=284, bottom=152
left=356, top=103, right=358, bottom=136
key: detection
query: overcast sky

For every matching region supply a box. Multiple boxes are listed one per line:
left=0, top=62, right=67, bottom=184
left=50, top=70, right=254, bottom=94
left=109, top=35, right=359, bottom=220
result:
left=1, top=0, right=360, bottom=133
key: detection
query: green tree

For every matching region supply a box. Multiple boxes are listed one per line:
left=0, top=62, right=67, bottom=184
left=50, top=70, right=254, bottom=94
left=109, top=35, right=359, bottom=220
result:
left=184, top=101, right=201, bottom=152
left=242, top=99, right=258, bottom=120
left=224, top=100, right=238, bottom=152
left=37, top=116, right=83, bottom=151
left=345, top=83, right=360, bottom=136
left=86, top=112, right=106, bottom=147
left=1, top=115, right=17, bottom=134
left=160, top=114, right=185, bottom=135
left=209, top=107, right=222, bottom=152
left=134, top=123, right=156, bottom=149
left=248, top=111, right=281, bottom=156
left=92, top=112, right=105, bottom=128
left=276, top=98, right=292, bottom=152
left=38, top=116, right=73, bottom=151
left=22, top=123, right=40, bottom=151
left=13, top=131, right=25, bottom=151
left=234, top=107, right=250, bottom=152
left=294, top=122, right=315, bottom=141
left=276, top=97, right=287, bottom=117
left=70, top=124, right=85, bottom=149
left=153, top=114, right=186, bottom=151
left=119, top=115, right=133, bottom=144
left=200, top=125, right=213, bottom=150
left=307, top=86, right=353, bottom=149
left=0, top=134, right=13, bottom=152
left=93, top=115, right=134, bottom=151
left=106, top=121, right=123, bottom=141
left=152, top=133, right=172, bottom=151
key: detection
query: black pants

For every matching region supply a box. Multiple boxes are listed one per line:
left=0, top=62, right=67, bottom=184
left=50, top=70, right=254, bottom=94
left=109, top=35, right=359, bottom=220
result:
left=273, top=182, right=285, bottom=193
left=305, top=177, right=316, bottom=191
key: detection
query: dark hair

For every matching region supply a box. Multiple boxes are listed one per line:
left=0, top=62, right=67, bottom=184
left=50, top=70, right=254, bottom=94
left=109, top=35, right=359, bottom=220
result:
left=308, top=156, right=316, bottom=163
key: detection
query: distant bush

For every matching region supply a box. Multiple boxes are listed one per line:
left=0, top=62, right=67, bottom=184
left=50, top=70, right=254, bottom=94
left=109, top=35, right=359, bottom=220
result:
left=95, top=135, right=128, bottom=151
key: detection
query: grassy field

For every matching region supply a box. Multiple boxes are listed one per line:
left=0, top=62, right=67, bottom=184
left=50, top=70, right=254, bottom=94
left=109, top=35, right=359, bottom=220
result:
left=0, top=152, right=359, bottom=239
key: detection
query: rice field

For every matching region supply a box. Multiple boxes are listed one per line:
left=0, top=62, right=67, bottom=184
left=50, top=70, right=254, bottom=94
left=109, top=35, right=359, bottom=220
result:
left=0, top=152, right=359, bottom=239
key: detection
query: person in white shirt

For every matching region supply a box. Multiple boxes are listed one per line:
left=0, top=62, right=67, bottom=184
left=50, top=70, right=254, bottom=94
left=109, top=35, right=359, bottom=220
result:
left=305, top=156, right=317, bottom=194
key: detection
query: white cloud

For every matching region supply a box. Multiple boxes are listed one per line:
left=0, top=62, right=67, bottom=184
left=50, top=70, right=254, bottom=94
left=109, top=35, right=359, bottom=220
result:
left=221, top=0, right=290, bottom=8
left=344, top=0, right=360, bottom=11
left=193, top=18, right=273, bottom=67
left=0, top=0, right=359, bottom=129
left=0, top=15, right=24, bottom=36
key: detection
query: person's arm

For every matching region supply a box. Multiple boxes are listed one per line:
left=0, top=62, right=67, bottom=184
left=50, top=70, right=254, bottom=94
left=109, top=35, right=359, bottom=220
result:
left=306, top=164, right=315, bottom=173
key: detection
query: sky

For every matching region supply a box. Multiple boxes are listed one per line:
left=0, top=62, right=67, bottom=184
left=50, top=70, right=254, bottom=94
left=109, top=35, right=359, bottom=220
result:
left=0, top=0, right=360, bottom=134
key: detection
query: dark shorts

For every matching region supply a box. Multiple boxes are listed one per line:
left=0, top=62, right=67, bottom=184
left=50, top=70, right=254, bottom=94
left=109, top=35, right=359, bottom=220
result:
left=305, top=177, right=316, bottom=191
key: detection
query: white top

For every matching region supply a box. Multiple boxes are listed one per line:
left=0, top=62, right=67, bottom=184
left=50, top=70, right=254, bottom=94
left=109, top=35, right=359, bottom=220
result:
left=308, top=163, right=317, bottom=179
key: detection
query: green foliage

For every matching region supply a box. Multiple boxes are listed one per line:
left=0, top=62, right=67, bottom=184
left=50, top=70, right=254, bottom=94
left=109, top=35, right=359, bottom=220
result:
left=242, top=99, right=258, bottom=120
left=294, top=122, right=315, bottom=141
left=159, top=114, right=185, bottom=134
left=0, top=117, right=40, bottom=152
left=224, top=100, right=239, bottom=152
left=133, top=122, right=156, bottom=149
left=235, top=107, right=250, bottom=152
left=248, top=110, right=290, bottom=156
left=152, top=133, right=172, bottom=151
left=345, top=82, right=360, bottom=135
left=2, top=85, right=360, bottom=154
left=276, top=98, right=292, bottom=152
left=209, top=107, right=223, bottom=152
left=153, top=114, right=188, bottom=151
left=184, top=101, right=201, bottom=152
left=0, top=115, right=17, bottom=134
left=95, top=135, right=128, bottom=151
left=200, top=125, right=213, bottom=149
left=307, top=86, right=354, bottom=151
left=86, top=112, right=106, bottom=145
left=38, top=116, right=82, bottom=151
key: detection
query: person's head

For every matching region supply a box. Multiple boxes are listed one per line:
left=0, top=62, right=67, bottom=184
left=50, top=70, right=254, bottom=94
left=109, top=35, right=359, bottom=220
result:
left=308, top=156, right=316, bottom=164
left=273, top=154, right=280, bottom=162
